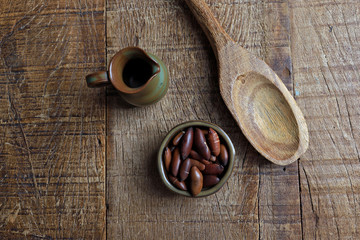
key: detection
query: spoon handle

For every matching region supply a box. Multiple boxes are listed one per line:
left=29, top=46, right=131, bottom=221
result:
left=184, top=0, right=232, bottom=52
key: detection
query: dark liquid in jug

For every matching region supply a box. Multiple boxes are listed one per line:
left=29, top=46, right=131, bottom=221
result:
left=123, top=58, right=154, bottom=88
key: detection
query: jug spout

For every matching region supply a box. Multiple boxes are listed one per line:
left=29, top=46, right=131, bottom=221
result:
left=120, top=50, right=160, bottom=89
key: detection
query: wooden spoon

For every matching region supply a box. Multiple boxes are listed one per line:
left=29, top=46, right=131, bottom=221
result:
left=184, top=0, right=309, bottom=165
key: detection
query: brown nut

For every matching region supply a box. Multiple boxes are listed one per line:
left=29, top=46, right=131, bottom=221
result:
left=203, top=175, right=220, bottom=188
left=189, top=158, right=206, bottom=171
left=207, top=128, right=221, bottom=156
left=219, top=144, right=229, bottom=166
left=189, top=150, right=202, bottom=161
left=200, top=159, right=211, bottom=165
left=171, top=147, right=181, bottom=177
left=202, top=163, right=224, bottom=175
left=190, top=166, right=203, bottom=196
left=201, top=129, right=208, bottom=136
left=162, top=123, right=232, bottom=196
left=163, top=147, right=172, bottom=172
left=194, top=128, right=211, bottom=160
left=172, top=131, right=185, bottom=146
left=179, top=158, right=191, bottom=181
left=180, top=127, right=193, bottom=160
left=168, top=175, right=187, bottom=191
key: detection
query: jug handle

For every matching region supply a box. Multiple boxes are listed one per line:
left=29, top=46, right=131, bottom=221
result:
left=86, top=71, right=111, bottom=88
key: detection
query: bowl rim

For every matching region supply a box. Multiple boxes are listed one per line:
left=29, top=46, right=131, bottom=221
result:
left=157, top=120, right=236, bottom=197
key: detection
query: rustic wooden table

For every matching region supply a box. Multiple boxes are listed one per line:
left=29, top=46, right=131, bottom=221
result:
left=1, top=0, right=359, bottom=239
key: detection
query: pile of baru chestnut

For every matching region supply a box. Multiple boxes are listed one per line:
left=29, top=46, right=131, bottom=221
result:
left=163, top=127, right=229, bottom=196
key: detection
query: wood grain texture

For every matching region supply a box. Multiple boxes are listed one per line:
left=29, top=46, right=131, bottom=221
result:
left=106, top=0, right=301, bottom=239
left=291, top=1, right=360, bottom=239
left=106, top=0, right=254, bottom=239
left=0, top=0, right=106, bottom=239
left=1, top=0, right=359, bottom=239
left=251, top=2, right=302, bottom=239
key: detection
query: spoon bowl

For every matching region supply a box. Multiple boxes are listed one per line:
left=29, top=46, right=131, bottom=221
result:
left=184, top=0, right=309, bottom=165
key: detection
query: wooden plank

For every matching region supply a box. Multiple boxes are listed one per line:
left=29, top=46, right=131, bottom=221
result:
left=0, top=1, right=106, bottom=239
left=106, top=0, right=257, bottom=239
left=252, top=1, right=302, bottom=239
left=290, top=0, right=360, bottom=239
left=106, top=0, right=300, bottom=239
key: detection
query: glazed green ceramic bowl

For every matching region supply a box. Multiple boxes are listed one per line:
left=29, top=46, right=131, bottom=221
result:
left=157, top=121, right=235, bottom=197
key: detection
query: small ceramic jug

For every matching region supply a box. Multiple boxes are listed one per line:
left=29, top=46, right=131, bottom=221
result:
left=86, top=47, right=169, bottom=106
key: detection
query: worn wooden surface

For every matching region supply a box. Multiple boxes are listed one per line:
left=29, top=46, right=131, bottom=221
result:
left=292, top=1, right=360, bottom=239
left=1, top=0, right=359, bottom=239
left=106, top=0, right=302, bottom=239
left=0, top=0, right=106, bottom=239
